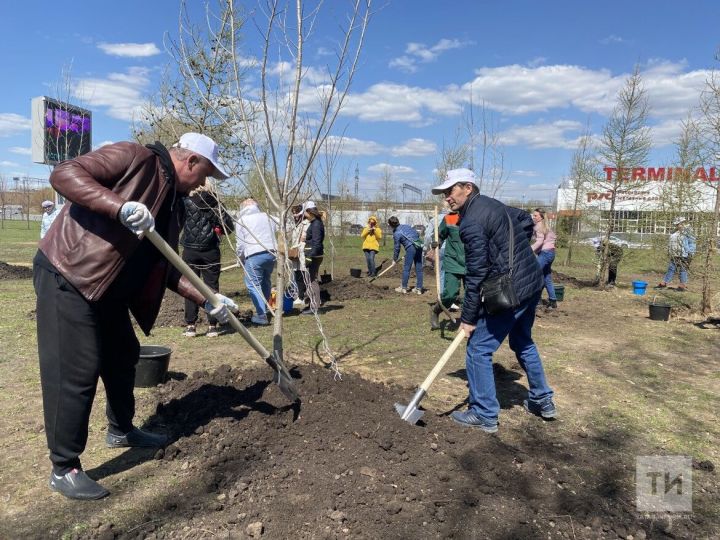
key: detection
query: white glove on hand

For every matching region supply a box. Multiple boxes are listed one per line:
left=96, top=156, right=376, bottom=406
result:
left=119, top=202, right=155, bottom=237
left=204, top=294, right=238, bottom=324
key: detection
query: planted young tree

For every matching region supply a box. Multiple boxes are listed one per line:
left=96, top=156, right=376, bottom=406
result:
left=697, top=64, right=720, bottom=313
left=464, top=94, right=509, bottom=197
left=595, top=66, right=651, bottom=287
left=375, top=165, right=396, bottom=247
left=176, top=0, right=371, bottom=368
left=563, top=125, right=598, bottom=266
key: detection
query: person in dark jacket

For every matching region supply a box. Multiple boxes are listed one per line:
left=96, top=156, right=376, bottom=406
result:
left=431, top=168, right=555, bottom=433
left=388, top=216, right=424, bottom=294
left=33, top=133, right=238, bottom=500
left=181, top=182, right=234, bottom=337
left=302, top=202, right=325, bottom=314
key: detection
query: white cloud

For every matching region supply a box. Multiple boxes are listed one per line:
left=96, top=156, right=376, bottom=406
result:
left=9, top=146, right=31, bottom=156
left=499, top=120, right=585, bottom=149
left=343, top=83, right=462, bottom=122
left=97, top=42, right=161, bottom=57
left=317, top=46, right=334, bottom=57
left=527, top=57, right=547, bottom=68
left=74, top=67, right=152, bottom=121
left=600, top=35, right=626, bottom=45
left=0, top=113, right=32, bottom=137
left=390, top=38, right=473, bottom=72
left=93, top=140, right=115, bottom=150
left=0, top=160, right=20, bottom=167
left=326, top=135, right=384, bottom=156
left=390, top=138, right=437, bottom=157
left=512, top=169, right=540, bottom=177
left=368, top=163, right=415, bottom=174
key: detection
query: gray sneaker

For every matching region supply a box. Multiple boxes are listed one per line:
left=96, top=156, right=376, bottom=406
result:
left=523, top=398, right=557, bottom=419
left=182, top=324, right=196, bottom=337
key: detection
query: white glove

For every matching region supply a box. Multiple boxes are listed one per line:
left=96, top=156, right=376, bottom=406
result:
left=204, top=294, right=238, bottom=324
left=119, top=202, right=155, bottom=237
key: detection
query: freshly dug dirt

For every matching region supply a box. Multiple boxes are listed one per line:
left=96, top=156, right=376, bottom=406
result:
left=68, top=363, right=709, bottom=539
left=0, top=261, right=33, bottom=280
left=323, top=276, right=394, bottom=301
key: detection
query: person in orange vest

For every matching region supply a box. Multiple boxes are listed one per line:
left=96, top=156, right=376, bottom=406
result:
left=430, top=210, right=465, bottom=330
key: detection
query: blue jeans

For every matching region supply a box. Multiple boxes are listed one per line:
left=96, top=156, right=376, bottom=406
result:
left=537, top=250, right=556, bottom=301
left=402, top=245, right=424, bottom=290
left=364, top=249, right=377, bottom=276
left=244, top=251, right=276, bottom=316
left=663, top=257, right=689, bottom=285
left=465, top=292, right=554, bottom=421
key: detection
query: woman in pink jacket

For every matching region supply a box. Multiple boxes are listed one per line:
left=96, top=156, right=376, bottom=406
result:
left=532, top=209, right=558, bottom=309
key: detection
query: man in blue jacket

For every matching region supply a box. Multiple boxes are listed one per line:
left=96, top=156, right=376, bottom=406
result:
left=388, top=216, right=424, bottom=294
left=431, top=169, right=555, bottom=433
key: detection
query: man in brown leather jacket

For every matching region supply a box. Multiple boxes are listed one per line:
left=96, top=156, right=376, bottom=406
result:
left=33, top=133, right=237, bottom=500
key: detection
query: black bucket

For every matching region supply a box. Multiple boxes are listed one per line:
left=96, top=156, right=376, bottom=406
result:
left=350, top=268, right=362, bottom=278
left=649, top=303, right=671, bottom=322
left=554, top=284, right=565, bottom=301
left=321, top=272, right=333, bottom=284
left=135, top=345, right=171, bottom=387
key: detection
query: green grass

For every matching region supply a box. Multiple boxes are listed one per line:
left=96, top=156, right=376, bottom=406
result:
left=0, top=220, right=41, bottom=263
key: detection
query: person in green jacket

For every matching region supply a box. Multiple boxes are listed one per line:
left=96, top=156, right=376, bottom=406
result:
left=430, top=211, right=466, bottom=330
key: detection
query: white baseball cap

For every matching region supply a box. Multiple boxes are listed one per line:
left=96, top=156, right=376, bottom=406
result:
left=431, top=168, right=477, bottom=194
left=672, top=216, right=687, bottom=226
left=302, top=200, right=317, bottom=212
left=41, top=200, right=54, bottom=208
left=174, top=133, right=229, bottom=180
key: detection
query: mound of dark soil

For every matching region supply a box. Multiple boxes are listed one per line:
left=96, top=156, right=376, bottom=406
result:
left=553, top=270, right=596, bottom=288
left=0, top=261, right=33, bottom=280
left=323, top=276, right=394, bottom=301
left=72, top=364, right=711, bottom=539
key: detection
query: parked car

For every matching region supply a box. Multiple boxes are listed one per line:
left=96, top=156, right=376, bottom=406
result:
left=348, top=224, right=363, bottom=235
left=579, top=235, right=649, bottom=249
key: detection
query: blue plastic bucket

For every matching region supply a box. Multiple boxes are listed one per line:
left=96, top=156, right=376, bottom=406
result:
left=282, top=293, right=294, bottom=313
left=632, top=280, right=648, bottom=295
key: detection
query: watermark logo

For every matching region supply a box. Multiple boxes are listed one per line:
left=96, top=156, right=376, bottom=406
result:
left=636, top=456, right=692, bottom=512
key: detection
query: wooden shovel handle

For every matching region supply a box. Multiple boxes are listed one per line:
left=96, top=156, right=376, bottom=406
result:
left=419, top=331, right=466, bottom=392
left=433, top=206, right=456, bottom=323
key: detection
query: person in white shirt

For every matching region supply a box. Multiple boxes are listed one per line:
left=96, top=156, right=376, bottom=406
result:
left=40, top=200, right=61, bottom=239
left=235, top=199, right=278, bottom=325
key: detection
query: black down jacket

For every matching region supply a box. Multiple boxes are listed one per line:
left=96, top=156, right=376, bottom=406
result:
left=180, top=191, right=234, bottom=250
left=458, top=193, right=543, bottom=324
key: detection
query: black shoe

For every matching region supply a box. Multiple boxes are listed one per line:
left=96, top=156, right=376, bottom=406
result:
left=49, top=468, right=110, bottom=500
left=106, top=427, right=168, bottom=448
left=547, top=300, right=558, bottom=309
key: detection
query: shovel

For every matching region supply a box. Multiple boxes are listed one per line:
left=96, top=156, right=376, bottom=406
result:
left=433, top=206, right=456, bottom=324
left=369, top=259, right=396, bottom=282
left=220, top=262, right=240, bottom=272
left=395, top=330, right=465, bottom=424
left=145, top=229, right=299, bottom=403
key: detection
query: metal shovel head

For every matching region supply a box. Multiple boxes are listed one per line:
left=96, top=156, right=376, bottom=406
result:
left=394, top=402, right=424, bottom=425
left=265, top=353, right=300, bottom=403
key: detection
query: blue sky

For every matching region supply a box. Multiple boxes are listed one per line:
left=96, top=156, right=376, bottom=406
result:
left=2, top=1, right=720, bottom=203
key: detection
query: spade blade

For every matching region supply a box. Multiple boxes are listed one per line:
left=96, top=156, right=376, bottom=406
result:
left=394, top=402, right=424, bottom=425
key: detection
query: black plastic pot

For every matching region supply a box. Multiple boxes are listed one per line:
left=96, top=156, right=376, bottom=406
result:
left=649, top=302, right=671, bottom=322
left=554, top=285, right=565, bottom=301
left=135, top=345, right=171, bottom=387
left=349, top=268, right=362, bottom=278
left=321, top=272, right=333, bottom=284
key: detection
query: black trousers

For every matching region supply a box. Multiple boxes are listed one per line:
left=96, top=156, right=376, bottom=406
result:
left=181, top=246, right=221, bottom=325
left=34, top=261, right=139, bottom=474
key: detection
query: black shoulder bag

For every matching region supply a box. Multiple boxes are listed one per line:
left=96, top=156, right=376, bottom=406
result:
left=480, top=210, right=520, bottom=315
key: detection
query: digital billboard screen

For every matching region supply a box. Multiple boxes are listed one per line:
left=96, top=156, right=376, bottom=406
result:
left=32, top=97, right=92, bottom=165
